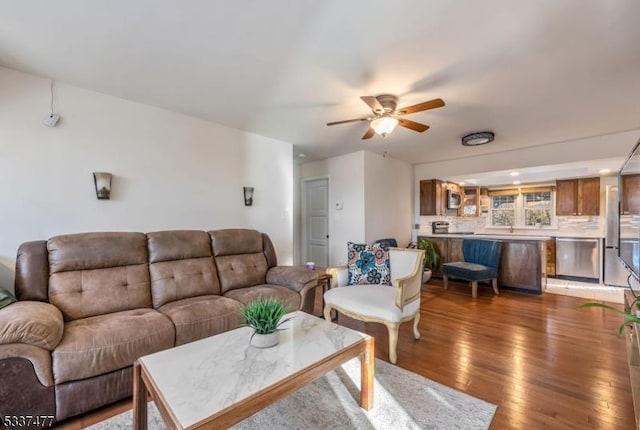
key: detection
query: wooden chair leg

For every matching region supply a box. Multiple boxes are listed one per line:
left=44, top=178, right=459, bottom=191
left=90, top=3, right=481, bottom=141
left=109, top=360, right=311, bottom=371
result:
left=385, top=322, right=400, bottom=364
left=492, top=278, right=499, bottom=295
left=413, top=312, right=421, bottom=340
left=443, top=275, right=449, bottom=290
left=471, top=280, right=478, bottom=298
left=323, top=304, right=334, bottom=321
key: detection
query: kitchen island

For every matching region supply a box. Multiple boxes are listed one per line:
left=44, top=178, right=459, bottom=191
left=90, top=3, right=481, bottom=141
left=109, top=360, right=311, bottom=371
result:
left=418, top=234, right=550, bottom=294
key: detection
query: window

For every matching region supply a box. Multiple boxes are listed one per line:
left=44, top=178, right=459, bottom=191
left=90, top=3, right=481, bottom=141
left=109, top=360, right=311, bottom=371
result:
left=488, top=188, right=556, bottom=228
left=523, top=191, right=552, bottom=226
left=491, top=195, right=516, bottom=226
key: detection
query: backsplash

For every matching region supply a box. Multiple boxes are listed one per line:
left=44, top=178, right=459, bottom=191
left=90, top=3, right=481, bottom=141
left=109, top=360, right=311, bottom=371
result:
left=415, top=216, right=486, bottom=239
left=415, top=215, right=603, bottom=238
left=620, top=214, right=640, bottom=236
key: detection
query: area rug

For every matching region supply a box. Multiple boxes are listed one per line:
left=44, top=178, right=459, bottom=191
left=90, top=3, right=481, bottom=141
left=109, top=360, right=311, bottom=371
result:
left=89, top=358, right=497, bottom=430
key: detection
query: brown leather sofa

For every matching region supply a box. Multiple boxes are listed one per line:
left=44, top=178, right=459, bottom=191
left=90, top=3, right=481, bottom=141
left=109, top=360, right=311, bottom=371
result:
left=0, top=229, right=321, bottom=425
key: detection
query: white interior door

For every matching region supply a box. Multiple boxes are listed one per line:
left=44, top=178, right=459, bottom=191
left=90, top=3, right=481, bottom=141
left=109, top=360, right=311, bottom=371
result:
left=304, top=178, right=329, bottom=267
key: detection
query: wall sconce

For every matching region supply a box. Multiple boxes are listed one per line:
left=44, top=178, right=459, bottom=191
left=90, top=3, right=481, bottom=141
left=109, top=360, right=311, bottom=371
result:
left=93, top=172, right=112, bottom=200
left=243, top=187, right=254, bottom=206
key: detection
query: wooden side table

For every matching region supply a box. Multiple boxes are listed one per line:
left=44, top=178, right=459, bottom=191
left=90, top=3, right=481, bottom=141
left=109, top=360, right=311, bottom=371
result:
left=315, top=273, right=334, bottom=319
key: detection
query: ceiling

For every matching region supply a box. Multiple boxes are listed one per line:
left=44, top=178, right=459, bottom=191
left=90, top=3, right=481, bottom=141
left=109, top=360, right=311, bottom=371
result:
left=1, top=1, right=640, bottom=165
left=443, top=157, right=624, bottom=188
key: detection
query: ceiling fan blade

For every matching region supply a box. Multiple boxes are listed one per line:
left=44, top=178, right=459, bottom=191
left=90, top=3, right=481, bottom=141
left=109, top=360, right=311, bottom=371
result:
left=397, top=98, right=445, bottom=115
left=326, top=118, right=369, bottom=126
left=360, top=96, right=384, bottom=113
left=362, top=128, right=375, bottom=140
left=398, top=118, right=430, bottom=133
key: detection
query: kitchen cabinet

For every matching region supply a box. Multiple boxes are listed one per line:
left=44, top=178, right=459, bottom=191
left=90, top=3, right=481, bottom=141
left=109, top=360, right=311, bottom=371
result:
left=418, top=236, right=448, bottom=276
left=479, top=188, right=490, bottom=216
left=419, top=235, right=546, bottom=293
left=419, top=180, right=460, bottom=216
left=546, top=238, right=556, bottom=277
left=622, top=174, right=640, bottom=215
left=430, top=237, right=448, bottom=276
left=462, top=187, right=479, bottom=216
left=420, top=179, right=445, bottom=216
left=447, top=237, right=464, bottom=262
left=555, top=177, right=600, bottom=216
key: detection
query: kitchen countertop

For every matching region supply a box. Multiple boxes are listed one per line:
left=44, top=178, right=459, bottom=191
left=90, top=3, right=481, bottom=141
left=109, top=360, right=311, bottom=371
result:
left=419, top=233, right=551, bottom=241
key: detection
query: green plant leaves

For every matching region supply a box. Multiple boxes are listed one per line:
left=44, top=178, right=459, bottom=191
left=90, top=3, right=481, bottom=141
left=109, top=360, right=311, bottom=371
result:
left=578, top=301, right=640, bottom=335
left=417, top=239, right=441, bottom=270
left=239, top=297, right=290, bottom=335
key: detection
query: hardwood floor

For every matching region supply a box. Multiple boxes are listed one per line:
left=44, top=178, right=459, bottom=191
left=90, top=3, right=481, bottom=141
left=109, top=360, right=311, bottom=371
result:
left=53, top=280, right=635, bottom=429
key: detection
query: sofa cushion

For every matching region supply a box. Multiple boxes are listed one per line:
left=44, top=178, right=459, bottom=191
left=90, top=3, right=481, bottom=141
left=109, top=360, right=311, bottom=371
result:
left=158, top=295, right=244, bottom=345
left=210, top=229, right=269, bottom=293
left=210, top=229, right=263, bottom=256
left=324, top=285, right=419, bottom=323
left=214, top=253, right=268, bottom=293
left=442, top=262, right=498, bottom=281
left=48, top=232, right=148, bottom=273
left=223, top=285, right=300, bottom=312
left=48, top=233, right=151, bottom=321
left=147, top=230, right=212, bottom=263
left=52, top=309, right=174, bottom=384
left=49, top=264, right=151, bottom=321
left=150, top=258, right=220, bottom=309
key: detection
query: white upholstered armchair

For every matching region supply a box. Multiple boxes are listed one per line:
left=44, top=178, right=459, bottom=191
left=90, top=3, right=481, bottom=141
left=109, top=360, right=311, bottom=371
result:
left=323, top=248, right=425, bottom=364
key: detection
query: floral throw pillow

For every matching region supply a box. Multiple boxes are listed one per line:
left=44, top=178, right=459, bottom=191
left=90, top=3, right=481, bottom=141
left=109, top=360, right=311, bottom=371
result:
left=347, top=242, right=391, bottom=285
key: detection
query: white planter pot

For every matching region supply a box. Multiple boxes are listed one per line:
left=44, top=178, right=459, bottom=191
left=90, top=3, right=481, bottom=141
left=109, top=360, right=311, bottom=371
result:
left=251, top=331, right=279, bottom=348
left=422, top=269, right=432, bottom=284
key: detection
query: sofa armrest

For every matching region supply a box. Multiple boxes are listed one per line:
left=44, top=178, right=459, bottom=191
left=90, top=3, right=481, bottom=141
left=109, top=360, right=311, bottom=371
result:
left=266, top=266, right=322, bottom=292
left=327, top=266, right=348, bottom=288
left=0, top=301, right=64, bottom=350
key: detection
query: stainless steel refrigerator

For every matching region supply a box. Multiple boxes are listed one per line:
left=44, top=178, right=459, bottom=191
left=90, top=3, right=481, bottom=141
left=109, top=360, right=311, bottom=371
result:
left=604, top=185, right=631, bottom=287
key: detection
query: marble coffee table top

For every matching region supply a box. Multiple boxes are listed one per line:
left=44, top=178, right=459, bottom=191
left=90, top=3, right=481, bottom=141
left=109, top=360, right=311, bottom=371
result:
left=138, top=310, right=369, bottom=428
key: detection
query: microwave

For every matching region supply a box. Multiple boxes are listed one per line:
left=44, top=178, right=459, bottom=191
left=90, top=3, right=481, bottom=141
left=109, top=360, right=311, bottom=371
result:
left=447, top=190, right=462, bottom=209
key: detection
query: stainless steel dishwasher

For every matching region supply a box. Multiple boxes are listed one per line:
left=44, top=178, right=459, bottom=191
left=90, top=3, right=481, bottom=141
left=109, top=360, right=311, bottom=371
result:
left=556, top=237, right=600, bottom=281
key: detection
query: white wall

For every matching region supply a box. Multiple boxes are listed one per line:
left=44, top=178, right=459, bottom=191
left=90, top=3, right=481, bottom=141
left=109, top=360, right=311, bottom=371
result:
left=297, top=151, right=413, bottom=266
left=0, top=67, right=293, bottom=294
left=299, top=159, right=328, bottom=179
left=298, top=154, right=365, bottom=266
left=363, top=152, right=413, bottom=246
left=327, top=152, right=365, bottom=266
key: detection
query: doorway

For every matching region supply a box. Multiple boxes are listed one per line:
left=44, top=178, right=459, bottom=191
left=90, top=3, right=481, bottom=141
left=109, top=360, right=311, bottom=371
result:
left=303, top=177, right=329, bottom=267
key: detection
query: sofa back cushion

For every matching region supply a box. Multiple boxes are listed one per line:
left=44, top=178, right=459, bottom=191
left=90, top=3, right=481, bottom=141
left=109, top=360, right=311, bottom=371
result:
left=147, top=230, right=220, bottom=308
left=210, top=229, right=268, bottom=294
left=47, top=233, right=151, bottom=321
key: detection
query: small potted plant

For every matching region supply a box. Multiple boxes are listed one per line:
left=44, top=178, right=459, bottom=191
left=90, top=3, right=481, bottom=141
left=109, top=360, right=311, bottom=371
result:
left=417, top=238, right=441, bottom=284
left=240, top=297, right=291, bottom=348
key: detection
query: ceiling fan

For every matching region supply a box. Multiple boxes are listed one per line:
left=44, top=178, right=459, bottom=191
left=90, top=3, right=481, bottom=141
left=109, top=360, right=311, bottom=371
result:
left=326, top=94, right=445, bottom=139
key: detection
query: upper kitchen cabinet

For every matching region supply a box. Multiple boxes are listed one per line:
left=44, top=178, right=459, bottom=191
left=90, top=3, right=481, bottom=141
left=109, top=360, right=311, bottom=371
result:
left=555, top=177, right=600, bottom=216
left=622, top=174, right=640, bottom=215
left=420, top=180, right=460, bottom=216
left=462, top=187, right=479, bottom=216
left=420, top=179, right=445, bottom=216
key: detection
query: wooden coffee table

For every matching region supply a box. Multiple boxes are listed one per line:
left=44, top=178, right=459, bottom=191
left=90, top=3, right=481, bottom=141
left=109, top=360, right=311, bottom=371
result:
left=133, top=311, right=374, bottom=429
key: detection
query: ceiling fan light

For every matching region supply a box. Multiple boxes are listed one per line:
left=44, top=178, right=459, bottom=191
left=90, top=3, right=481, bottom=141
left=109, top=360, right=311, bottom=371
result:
left=461, top=131, right=494, bottom=146
left=371, top=117, right=399, bottom=137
